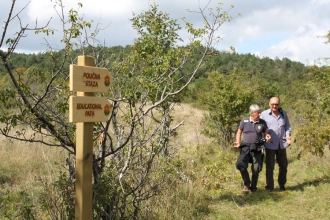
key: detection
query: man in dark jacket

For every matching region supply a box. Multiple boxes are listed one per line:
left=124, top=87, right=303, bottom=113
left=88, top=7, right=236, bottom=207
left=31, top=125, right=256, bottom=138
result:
left=234, top=104, right=271, bottom=193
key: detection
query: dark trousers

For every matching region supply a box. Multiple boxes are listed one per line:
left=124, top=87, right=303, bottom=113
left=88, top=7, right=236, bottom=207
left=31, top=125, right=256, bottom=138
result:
left=265, top=147, right=288, bottom=189
left=236, top=146, right=263, bottom=190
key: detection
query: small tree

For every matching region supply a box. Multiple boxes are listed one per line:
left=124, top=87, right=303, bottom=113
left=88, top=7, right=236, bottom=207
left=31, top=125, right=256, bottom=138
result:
left=199, top=69, right=255, bottom=147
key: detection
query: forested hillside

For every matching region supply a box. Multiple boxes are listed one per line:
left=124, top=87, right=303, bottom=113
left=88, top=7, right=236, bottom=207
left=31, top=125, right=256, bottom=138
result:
left=0, top=46, right=307, bottom=79
left=1, top=46, right=328, bottom=152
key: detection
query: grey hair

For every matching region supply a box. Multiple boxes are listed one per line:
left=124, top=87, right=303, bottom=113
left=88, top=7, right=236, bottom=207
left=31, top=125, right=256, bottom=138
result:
left=249, top=104, right=261, bottom=114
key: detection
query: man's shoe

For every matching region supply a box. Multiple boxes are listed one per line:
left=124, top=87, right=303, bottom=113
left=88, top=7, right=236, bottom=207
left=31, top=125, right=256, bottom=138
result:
left=250, top=188, right=257, bottom=192
left=265, top=186, right=273, bottom=192
left=279, top=186, right=286, bottom=191
left=242, top=186, right=250, bottom=194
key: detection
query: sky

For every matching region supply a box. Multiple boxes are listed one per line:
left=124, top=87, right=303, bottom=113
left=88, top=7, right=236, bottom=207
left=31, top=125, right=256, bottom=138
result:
left=1, top=0, right=330, bottom=66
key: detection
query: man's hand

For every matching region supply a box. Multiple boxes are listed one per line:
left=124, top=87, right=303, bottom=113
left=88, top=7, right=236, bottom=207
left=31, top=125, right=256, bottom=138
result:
left=234, top=142, right=240, bottom=148
left=265, top=133, right=272, bottom=143
left=286, top=136, right=292, bottom=145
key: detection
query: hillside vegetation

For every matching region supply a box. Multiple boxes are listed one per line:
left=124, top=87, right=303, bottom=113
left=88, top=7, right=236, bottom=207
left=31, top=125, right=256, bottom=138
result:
left=1, top=48, right=330, bottom=219
left=1, top=103, right=330, bottom=219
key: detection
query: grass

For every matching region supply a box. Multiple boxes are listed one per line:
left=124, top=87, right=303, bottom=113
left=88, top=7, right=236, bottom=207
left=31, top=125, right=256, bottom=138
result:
left=195, top=145, right=330, bottom=220
left=0, top=130, right=67, bottom=200
left=153, top=103, right=330, bottom=220
left=1, top=104, right=330, bottom=219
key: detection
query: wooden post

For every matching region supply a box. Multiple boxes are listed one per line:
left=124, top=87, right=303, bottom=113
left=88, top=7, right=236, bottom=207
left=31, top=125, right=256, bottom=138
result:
left=75, top=56, right=94, bottom=220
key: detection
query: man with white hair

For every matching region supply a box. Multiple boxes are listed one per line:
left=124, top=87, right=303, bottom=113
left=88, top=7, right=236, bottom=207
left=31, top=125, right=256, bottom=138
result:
left=234, top=104, right=271, bottom=193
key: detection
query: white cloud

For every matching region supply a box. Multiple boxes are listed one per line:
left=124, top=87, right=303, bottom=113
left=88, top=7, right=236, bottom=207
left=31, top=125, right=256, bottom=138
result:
left=28, top=1, right=56, bottom=22
left=218, top=0, right=330, bottom=64
left=242, top=26, right=261, bottom=40
left=257, top=30, right=329, bottom=65
left=27, top=0, right=140, bottom=19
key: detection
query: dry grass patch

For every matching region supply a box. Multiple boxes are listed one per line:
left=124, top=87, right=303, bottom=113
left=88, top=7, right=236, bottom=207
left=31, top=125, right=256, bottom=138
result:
left=171, top=103, right=212, bottom=152
left=0, top=131, right=67, bottom=192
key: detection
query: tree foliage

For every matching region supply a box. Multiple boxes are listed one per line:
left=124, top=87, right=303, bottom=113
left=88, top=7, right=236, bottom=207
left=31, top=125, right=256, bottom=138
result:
left=293, top=65, right=330, bottom=157
left=197, top=69, right=255, bottom=146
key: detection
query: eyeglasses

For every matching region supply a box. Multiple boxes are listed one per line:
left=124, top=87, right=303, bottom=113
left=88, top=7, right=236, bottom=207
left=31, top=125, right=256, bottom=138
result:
left=271, top=103, right=279, bottom=106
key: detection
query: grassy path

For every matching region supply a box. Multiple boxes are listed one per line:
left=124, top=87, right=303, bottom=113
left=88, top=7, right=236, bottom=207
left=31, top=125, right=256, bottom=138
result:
left=204, top=146, right=330, bottom=220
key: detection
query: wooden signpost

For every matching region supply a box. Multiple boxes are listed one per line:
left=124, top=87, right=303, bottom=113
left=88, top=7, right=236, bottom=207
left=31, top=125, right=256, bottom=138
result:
left=69, top=56, right=112, bottom=220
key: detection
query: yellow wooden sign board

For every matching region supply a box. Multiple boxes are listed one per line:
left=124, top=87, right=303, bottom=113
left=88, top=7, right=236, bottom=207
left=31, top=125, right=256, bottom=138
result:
left=69, top=96, right=112, bottom=122
left=70, top=64, right=111, bottom=93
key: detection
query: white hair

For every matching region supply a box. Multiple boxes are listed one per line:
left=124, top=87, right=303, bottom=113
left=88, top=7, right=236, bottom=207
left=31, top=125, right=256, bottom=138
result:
left=249, top=104, right=261, bottom=114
